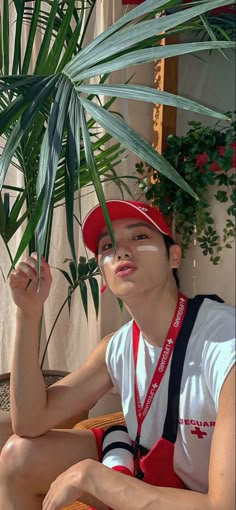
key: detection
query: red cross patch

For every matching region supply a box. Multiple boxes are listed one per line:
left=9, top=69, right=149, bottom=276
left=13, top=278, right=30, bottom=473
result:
left=191, top=426, right=207, bottom=439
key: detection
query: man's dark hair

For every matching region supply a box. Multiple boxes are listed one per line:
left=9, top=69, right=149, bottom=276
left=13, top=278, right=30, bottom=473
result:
left=163, top=235, right=180, bottom=289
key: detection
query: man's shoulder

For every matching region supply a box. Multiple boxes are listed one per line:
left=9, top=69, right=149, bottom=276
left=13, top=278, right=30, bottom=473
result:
left=186, top=296, right=235, bottom=356
left=200, top=296, right=235, bottom=324
left=107, top=320, right=133, bottom=343
left=105, top=320, right=133, bottom=362
left=192, top=295, right=235, bottom=327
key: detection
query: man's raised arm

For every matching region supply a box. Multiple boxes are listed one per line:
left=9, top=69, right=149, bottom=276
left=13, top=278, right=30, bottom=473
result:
left=9, top=254, right=113, bottom=437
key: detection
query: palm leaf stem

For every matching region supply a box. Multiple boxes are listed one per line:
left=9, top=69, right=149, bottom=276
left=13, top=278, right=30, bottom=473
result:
left=22, top=0, right=41, bottom=74
left=2, top=0, right=9, bottom=74
left=40, top=294, right=70, bottom=368
left=12, top=0, right=25, bottom=74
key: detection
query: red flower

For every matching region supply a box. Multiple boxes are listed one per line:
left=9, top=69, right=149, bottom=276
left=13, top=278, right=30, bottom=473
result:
left=183, top=0, right=236, bottom=16
left=182, top=1, right=235, bottom=16
left=216, top=142, right=236, bottom=168
left=211, top=6, right=236, bottom=16
left=122, top=1, right=144, bottom=4
left=195, top=152, right=208, bottom=168
left=209, top=161, right=221, bottom=173
left=217, top=145, right=225, bottom=156
left=230, top=141, right=236, bottom=168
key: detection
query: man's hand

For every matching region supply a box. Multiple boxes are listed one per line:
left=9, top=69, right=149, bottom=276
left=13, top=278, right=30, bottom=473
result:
left=42, top=460, right=90, bottom=510
left=9, top=253, right=52, bottom=316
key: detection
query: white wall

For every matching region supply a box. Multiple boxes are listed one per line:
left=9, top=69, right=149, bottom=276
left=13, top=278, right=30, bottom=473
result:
left=176, top=47, right=235, bottom=306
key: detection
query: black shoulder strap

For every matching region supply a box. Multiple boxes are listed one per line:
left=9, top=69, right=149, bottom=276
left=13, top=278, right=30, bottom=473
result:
left=162, top=294, right=223, bottom=443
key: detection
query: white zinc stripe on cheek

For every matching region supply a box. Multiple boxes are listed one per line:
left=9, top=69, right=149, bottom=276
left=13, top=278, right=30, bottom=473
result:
left=99, top=254, right=114, bottom=266
left=136, top=245, right=159, bottom=252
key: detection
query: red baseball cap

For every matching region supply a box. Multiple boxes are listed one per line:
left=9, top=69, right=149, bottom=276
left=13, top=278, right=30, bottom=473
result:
left=82, top=200, right=173, bottom=254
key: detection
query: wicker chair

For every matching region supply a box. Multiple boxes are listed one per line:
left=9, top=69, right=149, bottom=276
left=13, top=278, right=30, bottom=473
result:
left=62, top=411, right=124, bottom=510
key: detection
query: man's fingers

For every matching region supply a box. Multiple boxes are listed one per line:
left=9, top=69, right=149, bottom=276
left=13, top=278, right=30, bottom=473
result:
left=30, top=253, right=52, bottom=282
left=9, top=258, right=38, bottom=286
left=16, top=261, right=38, bottom=278
left=9, top=268, right=30, bottom=286
left=9, top=254, right=52, bottom=290
left=16, top=255, right=49, bottom=279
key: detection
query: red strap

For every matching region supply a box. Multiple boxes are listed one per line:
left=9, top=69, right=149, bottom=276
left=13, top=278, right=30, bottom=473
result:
left=132, top=292, right=187, bottom=443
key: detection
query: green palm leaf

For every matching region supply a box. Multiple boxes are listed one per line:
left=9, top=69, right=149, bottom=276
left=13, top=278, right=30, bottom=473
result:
left=76, top=40, right=234, bottom=80
left=10, top=190, right=45, bottom=272
left=1, top=0, right=9, bottom=74
left=65, top=104, right=77, bottom=267
left=80, top=104, right=115, bottom=249
left=80, top=96, right=197, bottom=199
left=0, top=75, right=59, bottom=189
left=79, top=281, right=88, bottom=319
left=89, top=276, right=99, bottom=318
left=65, top=0, right=169, bottom=73
left=36, top=76, right=72, bottom=256
left=11, top=0, right=25, bottom=74
left=66, top=0, right=232, bottom=78
left=78, top=83, right=230, bottom=121
left=22, top=0, right=41, bottom=74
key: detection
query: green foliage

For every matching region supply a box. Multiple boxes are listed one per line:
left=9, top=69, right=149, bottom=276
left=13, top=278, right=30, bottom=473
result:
left=136, top=115, right=236, bottom=264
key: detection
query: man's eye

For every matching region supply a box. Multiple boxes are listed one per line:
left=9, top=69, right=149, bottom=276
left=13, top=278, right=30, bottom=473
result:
left=134, top=234, right=148, bottom=240
left=102, top=242, right=113, bottom=251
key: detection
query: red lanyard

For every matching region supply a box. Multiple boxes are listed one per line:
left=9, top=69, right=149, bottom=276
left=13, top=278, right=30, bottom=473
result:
left=132, top=291, right=187, bottom=458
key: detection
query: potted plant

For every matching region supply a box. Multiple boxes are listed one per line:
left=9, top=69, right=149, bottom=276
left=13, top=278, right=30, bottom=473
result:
left=136, top=115, right=236, bottom=264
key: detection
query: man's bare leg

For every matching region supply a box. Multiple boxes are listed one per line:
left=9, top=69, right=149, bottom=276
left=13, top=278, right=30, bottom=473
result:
left=0, top=410, right=13, bottom=453
left=0, top=428, right=107, bottom=510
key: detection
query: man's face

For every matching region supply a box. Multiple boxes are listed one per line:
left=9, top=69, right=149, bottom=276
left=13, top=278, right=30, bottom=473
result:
left=97, top=218, right=180, bottom=300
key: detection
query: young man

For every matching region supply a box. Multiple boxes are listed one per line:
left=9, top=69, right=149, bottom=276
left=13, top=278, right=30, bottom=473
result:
left=0, top=199, right=235, bottom=510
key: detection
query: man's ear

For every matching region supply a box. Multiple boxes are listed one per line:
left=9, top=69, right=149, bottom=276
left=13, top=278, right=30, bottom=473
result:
left=169, top=244, right=181, bottom=269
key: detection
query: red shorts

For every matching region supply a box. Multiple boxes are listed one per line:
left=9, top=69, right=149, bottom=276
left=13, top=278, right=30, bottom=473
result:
left=90, top=427, right=105, bottom=461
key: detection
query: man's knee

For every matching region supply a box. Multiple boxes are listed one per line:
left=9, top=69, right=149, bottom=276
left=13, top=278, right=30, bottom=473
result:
left=0, top=433, right=38, bottom=481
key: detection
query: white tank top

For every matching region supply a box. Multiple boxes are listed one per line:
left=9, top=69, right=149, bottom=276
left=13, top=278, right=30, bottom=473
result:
left=105, top=298, right=235, bottom=492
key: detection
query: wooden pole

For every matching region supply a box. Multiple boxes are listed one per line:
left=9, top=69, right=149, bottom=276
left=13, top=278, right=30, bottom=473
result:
left=153, top=34, right=179, bottom=153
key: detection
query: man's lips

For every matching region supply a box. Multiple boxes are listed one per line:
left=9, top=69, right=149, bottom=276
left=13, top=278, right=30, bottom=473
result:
left=115, top=262, right=137, bottom=277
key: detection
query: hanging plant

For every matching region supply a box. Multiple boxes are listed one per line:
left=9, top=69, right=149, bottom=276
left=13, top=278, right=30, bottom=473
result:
left=136, top=115, right=236, bottom=265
